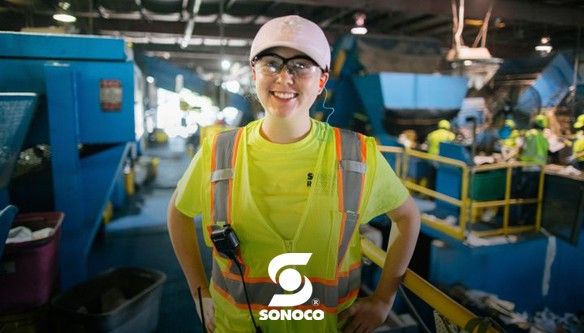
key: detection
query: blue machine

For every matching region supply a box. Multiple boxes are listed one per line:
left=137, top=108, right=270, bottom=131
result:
left=135, top=54, right=206, bottom=95
left=0, top=92, right=37, bottom=200
left=489, top=53, right=574, bottom=128
left=352, top=73, right=468, bottom=146
left=0, top=32, right=135, bottom=288
left=326, top=34, right=467, bottom=176
left=429, top=225, right=584, bottom=314
left=327, top=35, right=468, bottom=147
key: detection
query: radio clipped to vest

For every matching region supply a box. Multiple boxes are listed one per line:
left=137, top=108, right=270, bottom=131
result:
left=210, top=224, right=240, bottom=260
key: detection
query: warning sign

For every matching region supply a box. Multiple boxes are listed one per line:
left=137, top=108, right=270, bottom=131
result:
left=100, top=79, right=122, bottom=111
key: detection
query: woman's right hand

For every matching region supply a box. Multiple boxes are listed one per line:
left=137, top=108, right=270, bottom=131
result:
left=195, top=296, right=216, bottom=332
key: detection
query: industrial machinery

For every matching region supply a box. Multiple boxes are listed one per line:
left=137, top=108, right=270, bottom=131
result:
left=483, top=53, right=574, bottom=128
left=325, top=33, right=584, bottom=320
left=0, top=32, right=136, bottom=288
left=326, top=34, right=468, bottom=147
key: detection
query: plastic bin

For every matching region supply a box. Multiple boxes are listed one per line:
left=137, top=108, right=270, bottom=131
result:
left=0, top=212, right=64, bottom=313
left=51, top=267, right=166, bottom=333
left=0, top=205, right=18, bottom=258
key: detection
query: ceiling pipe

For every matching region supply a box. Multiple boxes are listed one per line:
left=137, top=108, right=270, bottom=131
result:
left=180, top=0, right=189, bottom=20
left=181, top=0, right=203, bottom=48
left=319, top=8, right=353, bottom=28
left=88, top=0, right=94, bottom=33
left=134, top=0, right=151, bottom=22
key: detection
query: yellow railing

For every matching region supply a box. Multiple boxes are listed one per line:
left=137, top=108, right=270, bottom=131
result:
left=361, top=237, right=500, bottom=332
left=378, top=146, right=404, bottom=178
left=378, top=146, right=544, bottom=240
left=470, top=162, right=544, bottom=238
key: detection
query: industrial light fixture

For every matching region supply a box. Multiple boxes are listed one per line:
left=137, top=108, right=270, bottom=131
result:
left=221, top=59, right=231, bottom=71
left=350, top=13, right=367, bottom=35
left=447, top=0, right=501, bottom=90
left=535, top=36, right=553, bottom=54
left=52, top=2, right=76, bottom=23
left=494, top=17, right=505, bottom=29
left=464, top=18, right=483, bottom=27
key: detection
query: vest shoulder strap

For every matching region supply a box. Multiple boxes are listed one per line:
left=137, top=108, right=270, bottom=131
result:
left=210, top=128, right=243, bottom=225
left=333, top=128, right=367, bottom=266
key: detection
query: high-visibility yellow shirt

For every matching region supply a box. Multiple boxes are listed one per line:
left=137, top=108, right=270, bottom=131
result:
left=502, top=129, right=520, bottom=148
left=574, top=136, right=584, bottom=162
left=520, top=129, right=549, bottom=165
left=175, top=119, right=409, bottom=332
left=177, top=119, right=408, bottom=240
left=426, top=128, right=455, bottom=155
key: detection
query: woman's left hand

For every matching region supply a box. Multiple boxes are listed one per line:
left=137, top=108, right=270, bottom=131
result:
left=338, top=295, right=392, bottom=333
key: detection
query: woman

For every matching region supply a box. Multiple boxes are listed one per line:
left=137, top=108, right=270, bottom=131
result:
left=167, top=15, right=420, bottom=333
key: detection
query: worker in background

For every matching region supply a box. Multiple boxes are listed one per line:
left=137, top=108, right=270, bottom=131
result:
left=426, top=119, right=455, bottom=155
left=571, top=114, right=584, bottom=169
left=520, top=114, right=549, bottom=165
left=501, top=119, right=521, bottom=161
left=398, top=129, right=417, bottom=149
left=167, top=15, right=421, bottom=333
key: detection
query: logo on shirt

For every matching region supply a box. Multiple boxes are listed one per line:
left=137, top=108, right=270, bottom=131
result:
left=259, top=253, right=324, bottom=321
left=306, top=173, right=314, bottom=187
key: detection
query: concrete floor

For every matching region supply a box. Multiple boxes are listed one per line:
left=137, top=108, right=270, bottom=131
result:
left=88, top=139, right=203, bottom=333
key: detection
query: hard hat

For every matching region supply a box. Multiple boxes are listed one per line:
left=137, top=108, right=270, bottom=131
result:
left=505, top=119, right=516, bottom=129
left=574, top=114, right=584, bottom=129
left=534, top=114, right=548, bottom=128
left=438, top=119, right=451, bottom=130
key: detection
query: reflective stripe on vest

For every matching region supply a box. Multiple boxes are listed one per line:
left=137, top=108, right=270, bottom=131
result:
left=333, top=128, right=366, bottom=267
left=210, top=126, right=366, bottom=311
left=210, top=128, right=243, bottom=225
left=212, top=259, right=361, bottom=312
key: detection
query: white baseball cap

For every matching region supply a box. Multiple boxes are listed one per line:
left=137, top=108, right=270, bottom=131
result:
left=249, top=15, right=331, bottom=71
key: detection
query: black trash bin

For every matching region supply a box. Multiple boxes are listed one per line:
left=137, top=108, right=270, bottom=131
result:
left=51, top=267, right=166, bottom=333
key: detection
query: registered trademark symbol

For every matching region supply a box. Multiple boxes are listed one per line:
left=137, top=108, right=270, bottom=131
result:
left=311, top=298, right=320, bottom=306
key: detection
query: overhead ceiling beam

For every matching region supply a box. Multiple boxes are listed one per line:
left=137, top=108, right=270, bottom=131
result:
left=181, top=0, right=203, bottom=48
left=319, top=8, right=353, bottom=28
left=400, top=16, right=451, bottom=34
left=382, top=13, right=426, bottom=31
left=94, top=19, right=259, bottom=38
left=134, top=43, right=250, bottom=58
left=253, top=0, right=584, bottom=27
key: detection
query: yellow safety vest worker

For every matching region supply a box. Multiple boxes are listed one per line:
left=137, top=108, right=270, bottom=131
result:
left=573, top=135, right=584, bottom=162
left=426, top=128, right=455, bottom=155
left=520, top=129, right=549, bottom=165
left=502, top=129, right=520, bottom=149
left=208, top=127, right=366, bottom=332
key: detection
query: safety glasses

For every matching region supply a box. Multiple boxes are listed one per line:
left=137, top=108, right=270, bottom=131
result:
left=252, top=53, right=323, bottom=78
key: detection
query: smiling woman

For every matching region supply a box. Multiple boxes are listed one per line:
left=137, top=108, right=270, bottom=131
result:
left=248, top=15, right=330, bottom=143
left=251, top=46, right=328, bottom=136
left=168, top=14, right=420, bottom=333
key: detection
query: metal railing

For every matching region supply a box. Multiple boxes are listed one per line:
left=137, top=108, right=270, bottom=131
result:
left=378, top=146, right=544, bottom=240
left=361, top=237, right=500, bottom=332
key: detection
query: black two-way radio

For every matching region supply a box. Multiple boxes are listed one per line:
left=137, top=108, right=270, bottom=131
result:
left=210, top=224, right=240, bottom=260
left=209, top=224, right=262, bottom=333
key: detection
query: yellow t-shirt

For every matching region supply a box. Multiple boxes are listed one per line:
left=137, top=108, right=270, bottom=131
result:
left=175, top=119, right=409, bottom=243
left=574, top=136, right=584, bottom=162
left=426, top=128, right=455, bottom=155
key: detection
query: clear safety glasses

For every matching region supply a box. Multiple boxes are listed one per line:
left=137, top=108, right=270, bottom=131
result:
left=251, top=53, right=324, bottom=78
